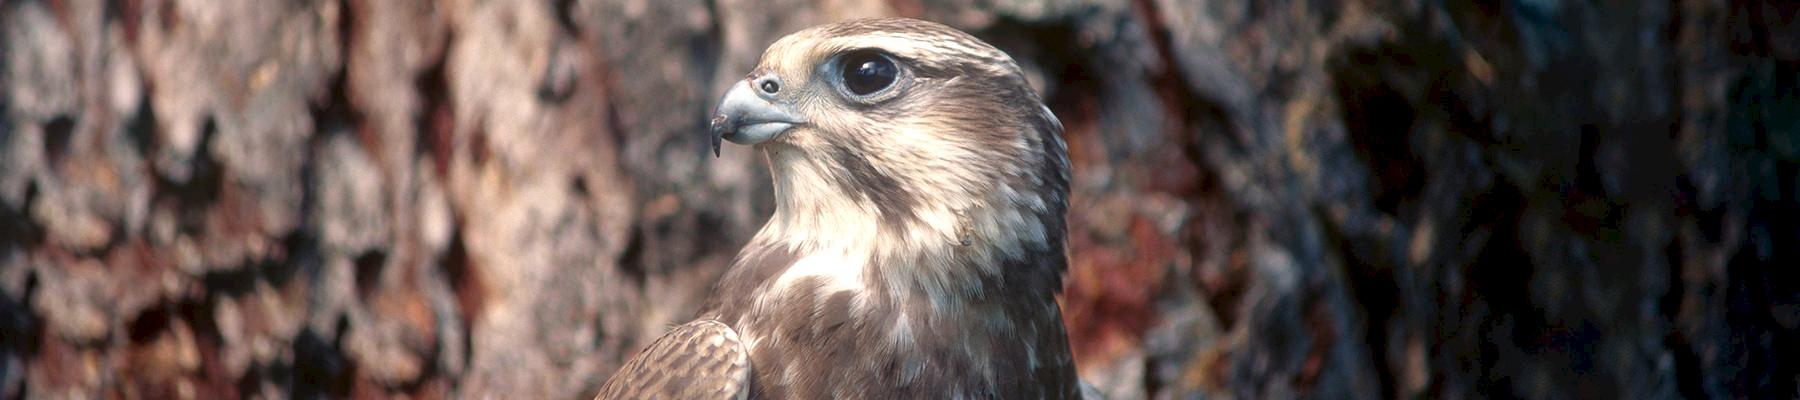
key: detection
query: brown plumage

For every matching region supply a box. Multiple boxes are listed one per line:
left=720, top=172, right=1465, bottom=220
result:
left=594, top=321, right=749, bottom=399
left=598, top=17, right=1078, bottom=399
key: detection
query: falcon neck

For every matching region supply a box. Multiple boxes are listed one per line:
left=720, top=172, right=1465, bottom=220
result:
left=744, top=141, right=1067, bottom=301
left=753, top=143, right=1011, bottom=265
left=700, top=143, right=1078, bottom=399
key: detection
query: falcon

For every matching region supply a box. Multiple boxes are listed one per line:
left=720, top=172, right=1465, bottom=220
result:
left=597, top=17, right=1079, bottom=399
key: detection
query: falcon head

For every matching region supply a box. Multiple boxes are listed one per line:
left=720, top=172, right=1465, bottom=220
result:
left=709, top=18, right=1070, bottom=267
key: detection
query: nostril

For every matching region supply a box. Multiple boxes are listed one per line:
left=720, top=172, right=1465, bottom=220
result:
left=759, top=79, right=780, bottom=94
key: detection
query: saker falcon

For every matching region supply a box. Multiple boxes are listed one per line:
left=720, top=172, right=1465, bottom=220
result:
left=597, top=17, right=1081, bottom=399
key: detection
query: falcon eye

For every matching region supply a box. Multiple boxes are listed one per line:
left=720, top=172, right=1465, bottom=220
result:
left=840, top=51, right=898, bottom=96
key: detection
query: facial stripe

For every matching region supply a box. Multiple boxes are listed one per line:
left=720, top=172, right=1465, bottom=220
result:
left=825, top=143, right=918, bottom=230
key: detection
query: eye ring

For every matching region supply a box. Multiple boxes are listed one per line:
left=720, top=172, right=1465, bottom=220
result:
left=839, top=50, right=899, bottom=97
left=758, top=78, right=780, bottom=94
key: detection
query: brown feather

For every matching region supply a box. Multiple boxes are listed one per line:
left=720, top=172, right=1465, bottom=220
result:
left=594, top=320, right=750, bottom=400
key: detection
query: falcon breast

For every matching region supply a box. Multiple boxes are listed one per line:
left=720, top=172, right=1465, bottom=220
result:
left=598, top=17, right=1079, bottom=399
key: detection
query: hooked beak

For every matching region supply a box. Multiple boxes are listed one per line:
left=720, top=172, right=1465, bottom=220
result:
left=708, top=80, right=803, bottom=157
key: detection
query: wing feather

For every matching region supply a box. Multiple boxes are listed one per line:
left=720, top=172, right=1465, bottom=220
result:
left=594, top=320, right=751, bottom=400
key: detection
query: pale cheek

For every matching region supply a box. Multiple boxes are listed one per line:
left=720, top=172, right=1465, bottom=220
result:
left=878, top=129, right=987, bottom=179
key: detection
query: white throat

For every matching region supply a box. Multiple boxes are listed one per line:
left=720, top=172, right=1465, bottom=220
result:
left=748, top=144, right=1053, bottom=302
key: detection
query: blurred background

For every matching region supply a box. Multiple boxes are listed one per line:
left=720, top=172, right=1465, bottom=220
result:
left=1, top=0, right=1795, bottom=398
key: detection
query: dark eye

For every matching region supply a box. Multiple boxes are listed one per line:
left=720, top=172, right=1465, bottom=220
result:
left=840, top=51, right=897, bottom=96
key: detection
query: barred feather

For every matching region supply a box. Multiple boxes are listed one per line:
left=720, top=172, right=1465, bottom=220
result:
left=594, top=321, right=750, bottom=400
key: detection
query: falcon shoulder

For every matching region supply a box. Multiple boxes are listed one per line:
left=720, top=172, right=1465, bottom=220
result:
left=594, top=320, right=751, bottom=400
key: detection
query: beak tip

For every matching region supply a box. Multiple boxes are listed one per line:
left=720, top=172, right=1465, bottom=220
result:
left=709, top=114, right=729, bottom=158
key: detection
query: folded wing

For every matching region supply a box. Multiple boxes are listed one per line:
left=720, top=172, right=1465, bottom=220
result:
left=594, top=320, right=750, bottom=400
